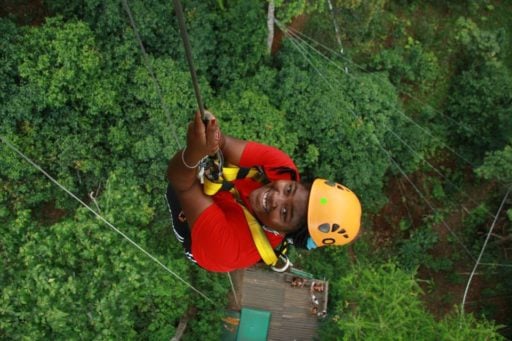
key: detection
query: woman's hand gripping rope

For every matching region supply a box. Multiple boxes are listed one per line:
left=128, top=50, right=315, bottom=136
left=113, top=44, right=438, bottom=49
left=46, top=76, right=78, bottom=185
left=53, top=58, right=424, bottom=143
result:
left=182, top=111, right=221, bottom=169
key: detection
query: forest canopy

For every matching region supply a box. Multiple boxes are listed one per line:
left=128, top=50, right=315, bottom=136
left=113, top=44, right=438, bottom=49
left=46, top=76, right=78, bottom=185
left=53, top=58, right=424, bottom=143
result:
left=1, top=0, right=511, bottom=339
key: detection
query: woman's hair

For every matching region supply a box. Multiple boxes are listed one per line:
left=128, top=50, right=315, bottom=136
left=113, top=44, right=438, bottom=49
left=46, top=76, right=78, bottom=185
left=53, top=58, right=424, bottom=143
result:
left=286, top=180, right=312, bottom=249
left=287, top=224, right=309, bottom=249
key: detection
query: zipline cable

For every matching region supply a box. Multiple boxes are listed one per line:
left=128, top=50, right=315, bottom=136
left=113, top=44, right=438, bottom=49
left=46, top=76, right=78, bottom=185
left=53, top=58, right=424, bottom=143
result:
left=227, top=272, right=239, bottom=307
left=326, top=0, right=343, bottom=53
left=278, top=20, right=476, bottom=167
left=172, top=0, right=205, bottom=118
left=462, top=186, right=511, bottom=311
left=480, top=262, right=512, bottom=268
left=0, top=135, right=215, bottom=305
left=280, top=20, right=477, bottom=146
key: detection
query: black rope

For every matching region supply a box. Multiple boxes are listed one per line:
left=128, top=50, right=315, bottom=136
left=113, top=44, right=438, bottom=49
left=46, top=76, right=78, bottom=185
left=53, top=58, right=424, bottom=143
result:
left=172, top=0, right=206, bottom=119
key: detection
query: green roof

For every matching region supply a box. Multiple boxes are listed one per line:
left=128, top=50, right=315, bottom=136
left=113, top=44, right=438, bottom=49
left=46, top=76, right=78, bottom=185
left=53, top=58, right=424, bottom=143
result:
left=236, top=308, right=271, bottom=341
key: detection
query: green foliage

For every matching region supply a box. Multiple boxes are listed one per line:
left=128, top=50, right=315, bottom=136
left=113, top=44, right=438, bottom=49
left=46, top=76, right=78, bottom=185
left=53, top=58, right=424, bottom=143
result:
left=273, top=44, right=432, bottom=211
left=274, top=0, right=326, bottom=24
left=2, top=0, right=512, bottom=338
left=124, top=56, right=204, bottom=189
left=182, top=270, right=229, bottom=341
left=2, top=16, right=119, bottom=209
left=204, top=1, right=268, bottom=88
left=445, top=18, right=512, bottom=162
left=45, top=0, right=181, bottom=56
left=437, top=307, right=505, bottom=341
left=212, top=87, right=298, bottom=156
left=463, top=204, right=490, bottom=236
left=299, top=246, right=353, bottom=285
left=18, top=17, right=117, bottom=112
left=0, top=170, right=191, bottom=339
left=333, top=0, right=388, bottom=47
left=476, top=144, right=512, bottom=185
left=394, top=213, right=454, bottom=271
left=462, top=204, right=507, bottom=262
left=322, top=262, right=435, bottom=339
left=446, top=61, right=512, bottom=161
left=44, top=0, right=268, bottom=89
left=371, top=39, right=441, bottom=94
left=397, top=227, right=438, bottom=271
left=43, top=0, right=238, bottom=91
left=0, top=19, right=22, bottom=105
left=454, top=17, right=506, bottom=64
left=321, top=262, right=503, bottom=340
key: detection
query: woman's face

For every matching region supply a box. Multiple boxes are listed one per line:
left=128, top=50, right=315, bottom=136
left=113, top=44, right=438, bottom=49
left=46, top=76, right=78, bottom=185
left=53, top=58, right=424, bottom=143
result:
left=249, top=180, right=309, bottom=234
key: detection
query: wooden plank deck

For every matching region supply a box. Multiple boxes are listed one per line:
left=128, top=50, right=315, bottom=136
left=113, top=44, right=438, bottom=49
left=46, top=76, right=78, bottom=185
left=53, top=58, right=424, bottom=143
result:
left=240, top=267, right=320, bottom=341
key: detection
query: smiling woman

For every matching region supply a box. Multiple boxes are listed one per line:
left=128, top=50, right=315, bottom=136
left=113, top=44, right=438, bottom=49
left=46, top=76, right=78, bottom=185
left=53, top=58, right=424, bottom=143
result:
left=166, top=111, right=362, bottom=272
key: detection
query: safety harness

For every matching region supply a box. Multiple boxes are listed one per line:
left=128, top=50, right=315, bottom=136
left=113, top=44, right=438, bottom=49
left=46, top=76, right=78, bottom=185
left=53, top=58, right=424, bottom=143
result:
left=199, top=157, right=292, bottom=272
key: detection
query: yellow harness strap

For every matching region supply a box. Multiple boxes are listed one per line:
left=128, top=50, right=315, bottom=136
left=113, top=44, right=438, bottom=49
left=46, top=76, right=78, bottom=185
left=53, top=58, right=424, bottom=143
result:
left=202, top=165, right=279, bottom=266
left=241, top=206, right=279, bottom=266
left=203, top=165, right=260, bottom=196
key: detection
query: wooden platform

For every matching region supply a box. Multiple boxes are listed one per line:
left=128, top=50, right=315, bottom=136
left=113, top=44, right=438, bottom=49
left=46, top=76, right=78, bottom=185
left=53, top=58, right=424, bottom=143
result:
left=239, top=267, right=323, bottom=341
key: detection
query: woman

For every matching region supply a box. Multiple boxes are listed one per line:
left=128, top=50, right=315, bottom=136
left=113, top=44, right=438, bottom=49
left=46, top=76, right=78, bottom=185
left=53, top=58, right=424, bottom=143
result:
left=166, top=111, right=362, bottom=272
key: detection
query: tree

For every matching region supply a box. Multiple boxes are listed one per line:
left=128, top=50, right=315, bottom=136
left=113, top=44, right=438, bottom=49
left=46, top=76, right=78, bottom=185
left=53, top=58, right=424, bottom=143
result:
left=1, top=17, right=120, bottom=210
left=45, top=0, right=181, bottom=56
left=446, top=61, right=512, bottom=162
left=271, top=41, right=428, bottom=212
left=446, top=18, right=512, bottom=162
left=371, top=40, right=441, bottom=95
left=476, top=144, right=512, bottom=233
left=320, top=262, right=503, bottom=340
left=0, top=14, right=228, bottom=339
left=0, top=19, right=21, bottom=106
left=0, top=16, right=204, bottom=210
left=477, top=144, right=512, bottom=185
left=211, top=84, right=298, bottom=156
left=0, top=170, right=191, bottom=339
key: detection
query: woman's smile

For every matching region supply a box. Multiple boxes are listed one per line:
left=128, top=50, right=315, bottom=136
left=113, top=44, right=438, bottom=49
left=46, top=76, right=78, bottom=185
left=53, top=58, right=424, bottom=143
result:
left=249, top=180, right=309, bottom=234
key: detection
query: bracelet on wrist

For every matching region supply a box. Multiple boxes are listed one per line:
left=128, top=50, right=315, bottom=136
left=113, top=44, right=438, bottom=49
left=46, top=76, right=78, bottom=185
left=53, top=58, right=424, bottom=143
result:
left=181, top=147, right=205, bottom=169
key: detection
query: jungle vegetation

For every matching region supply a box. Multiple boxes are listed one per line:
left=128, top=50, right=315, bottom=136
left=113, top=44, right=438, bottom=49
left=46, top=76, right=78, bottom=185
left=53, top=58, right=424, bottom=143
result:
left=1, top=0, right=511, bottom=339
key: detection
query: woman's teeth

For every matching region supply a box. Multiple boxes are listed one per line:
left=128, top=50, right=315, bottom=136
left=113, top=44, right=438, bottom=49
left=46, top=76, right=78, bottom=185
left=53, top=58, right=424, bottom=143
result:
left=263, top=191, right=269, bottom=212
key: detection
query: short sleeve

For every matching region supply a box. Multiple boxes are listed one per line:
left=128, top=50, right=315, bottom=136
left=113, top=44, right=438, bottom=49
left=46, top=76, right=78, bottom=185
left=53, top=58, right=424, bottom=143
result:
left=240, top=142, right=299, bottom=181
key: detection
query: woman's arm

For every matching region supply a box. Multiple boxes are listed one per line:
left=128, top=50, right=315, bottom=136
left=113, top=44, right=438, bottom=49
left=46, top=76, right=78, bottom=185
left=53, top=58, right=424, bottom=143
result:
left=220, top=134, right=247, bottom=166
left=166, top=111, right=220, bottom=226
left=166, top=111, right=281, bottom=226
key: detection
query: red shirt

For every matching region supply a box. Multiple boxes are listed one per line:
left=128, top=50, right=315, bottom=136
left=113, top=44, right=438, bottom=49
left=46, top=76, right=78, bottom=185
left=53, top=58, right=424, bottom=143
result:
left=191, top=142, right=299, bottom=272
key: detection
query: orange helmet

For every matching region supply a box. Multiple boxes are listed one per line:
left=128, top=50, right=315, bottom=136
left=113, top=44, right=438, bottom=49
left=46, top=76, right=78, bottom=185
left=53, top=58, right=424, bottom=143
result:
left=307, top=179, right=362, bottom=248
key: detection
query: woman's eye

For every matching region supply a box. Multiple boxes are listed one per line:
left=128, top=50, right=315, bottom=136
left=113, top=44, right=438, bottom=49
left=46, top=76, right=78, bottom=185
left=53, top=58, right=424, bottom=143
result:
left=287, top=185, right=292, bottom=194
